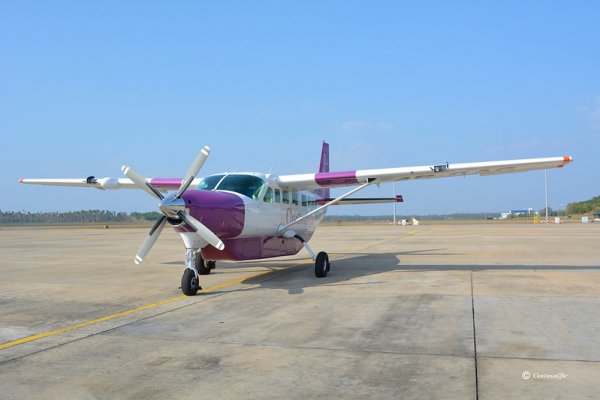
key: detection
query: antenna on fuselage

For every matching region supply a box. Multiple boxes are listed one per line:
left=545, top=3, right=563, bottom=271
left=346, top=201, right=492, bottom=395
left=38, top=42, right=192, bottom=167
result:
left=268, top=165, right=274, bottom=174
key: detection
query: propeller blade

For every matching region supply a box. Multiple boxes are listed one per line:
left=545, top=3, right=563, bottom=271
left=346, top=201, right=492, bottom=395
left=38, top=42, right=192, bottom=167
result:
left=175, top=146, right=210, bottom=199
left=177, top=210, right=225, bottom=250
left=134, top=215, right=167, bottom=264
left=121, top=165, right=164, bottom=200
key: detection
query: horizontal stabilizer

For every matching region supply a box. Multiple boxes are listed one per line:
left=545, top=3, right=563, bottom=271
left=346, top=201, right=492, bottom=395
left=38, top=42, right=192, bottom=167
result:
left=317, top=196, right=403, bottom=206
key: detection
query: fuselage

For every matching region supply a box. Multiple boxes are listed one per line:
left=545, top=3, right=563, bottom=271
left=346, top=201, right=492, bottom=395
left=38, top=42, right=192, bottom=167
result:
left=172, top=172, right=326, bottom=261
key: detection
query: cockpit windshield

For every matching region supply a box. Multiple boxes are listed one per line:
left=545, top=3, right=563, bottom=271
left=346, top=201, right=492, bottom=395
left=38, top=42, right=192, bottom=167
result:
left=197, top=174, right=265, bottom=199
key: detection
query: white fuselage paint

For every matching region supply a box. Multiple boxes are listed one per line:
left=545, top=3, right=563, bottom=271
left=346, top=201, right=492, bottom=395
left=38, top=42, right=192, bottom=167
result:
left=178, top=182, right=326, bottom=251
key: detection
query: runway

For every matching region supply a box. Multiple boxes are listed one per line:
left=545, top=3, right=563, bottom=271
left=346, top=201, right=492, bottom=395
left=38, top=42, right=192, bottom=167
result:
left=1, top=223, right=599, bottom=399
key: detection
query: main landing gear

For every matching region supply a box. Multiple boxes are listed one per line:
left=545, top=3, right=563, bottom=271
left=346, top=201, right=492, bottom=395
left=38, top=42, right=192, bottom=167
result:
left=314, top=251, right=330, bottom=278
left=180, top=249, right=217, bottom=296
left=295, top=235, right=331, bottom=278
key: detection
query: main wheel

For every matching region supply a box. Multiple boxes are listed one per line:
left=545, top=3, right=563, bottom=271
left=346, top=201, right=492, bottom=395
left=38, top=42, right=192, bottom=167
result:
left=206, top=260, right=216, bottom=272
left=196, top=254, right=212, bottom=275
left=181, top=268, right=200, bottom=296
left=315, top=251, right=329, bottom=278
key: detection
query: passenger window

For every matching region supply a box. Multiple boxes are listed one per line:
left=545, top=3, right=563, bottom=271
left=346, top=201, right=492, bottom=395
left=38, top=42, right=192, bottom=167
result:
left=274, top=189, right=281, bottom=203
left=301, top=194, right=307, bottom=207
left=264, top=187, right=273, bottom=203
left=292, top=191, right=298, bottom=205
left=282, top=191, right=289, bottom=204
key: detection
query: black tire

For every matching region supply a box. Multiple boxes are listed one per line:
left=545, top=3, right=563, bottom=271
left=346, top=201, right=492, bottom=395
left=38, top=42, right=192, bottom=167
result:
left=181, top=268, right=200, bottom=296
left=206, top=260, right=216, bottom=271
left=197, top=254, right=211, bottom=275
left=315, top=251, right=329, bottom=278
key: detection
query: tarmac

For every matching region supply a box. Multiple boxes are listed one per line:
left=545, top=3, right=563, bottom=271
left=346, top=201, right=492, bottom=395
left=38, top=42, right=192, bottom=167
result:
left=0, top=223, right=599, bottom=399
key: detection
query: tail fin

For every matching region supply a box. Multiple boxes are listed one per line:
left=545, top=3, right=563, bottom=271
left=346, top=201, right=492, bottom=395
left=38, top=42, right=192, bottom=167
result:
left=319, top=141, right=329, bottom=173
left=316, top=141, right=330, bottom=199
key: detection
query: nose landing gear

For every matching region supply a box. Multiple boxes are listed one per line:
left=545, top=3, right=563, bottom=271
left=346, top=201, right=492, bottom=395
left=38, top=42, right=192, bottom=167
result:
left=181, top=268, right=200, bottom=296
left=180, top=248, right=218, bottom=295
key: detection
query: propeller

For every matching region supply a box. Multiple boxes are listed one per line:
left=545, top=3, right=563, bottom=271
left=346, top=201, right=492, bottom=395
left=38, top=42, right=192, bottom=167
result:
left=122, top=146, right=225, bottom=264
left=134, top=215, right=167, bottom=264
left=175, top=146, right=210, bottom=199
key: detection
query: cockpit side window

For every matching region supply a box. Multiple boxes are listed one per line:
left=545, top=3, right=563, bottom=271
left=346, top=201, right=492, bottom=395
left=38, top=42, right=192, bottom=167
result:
left=197, top=175, right=225, bottom=190
left=274, top=189, right=281, bottom=203
left=264, top=187, right=274, bottom=203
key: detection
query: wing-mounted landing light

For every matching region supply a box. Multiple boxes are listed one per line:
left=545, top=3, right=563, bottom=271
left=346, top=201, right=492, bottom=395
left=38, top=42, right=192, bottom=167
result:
left=121, top=146, right=225, bottom=264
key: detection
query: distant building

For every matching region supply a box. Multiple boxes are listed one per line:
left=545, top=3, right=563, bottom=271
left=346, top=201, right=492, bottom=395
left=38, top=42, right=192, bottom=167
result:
left=510, top=209, right=532, bottom=217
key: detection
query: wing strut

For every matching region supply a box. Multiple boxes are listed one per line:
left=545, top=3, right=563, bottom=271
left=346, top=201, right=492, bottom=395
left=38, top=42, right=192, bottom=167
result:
left=276, top=178, right=378, bottom=235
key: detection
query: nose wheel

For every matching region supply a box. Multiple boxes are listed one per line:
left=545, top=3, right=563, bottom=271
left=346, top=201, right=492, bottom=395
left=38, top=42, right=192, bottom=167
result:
left=181, top=268, right=201, bottom=296
left=181, top=248, right=204, bottom=296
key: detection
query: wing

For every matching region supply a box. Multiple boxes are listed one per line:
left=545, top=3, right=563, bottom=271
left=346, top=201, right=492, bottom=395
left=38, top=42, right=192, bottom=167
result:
left=18, top=176, right=196, bottom=192
left=275, top=156, right=573, bottom=190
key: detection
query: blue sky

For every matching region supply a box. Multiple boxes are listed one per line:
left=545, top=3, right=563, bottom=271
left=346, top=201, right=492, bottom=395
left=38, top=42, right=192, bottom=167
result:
left=1, top=1, right=598, bottom=215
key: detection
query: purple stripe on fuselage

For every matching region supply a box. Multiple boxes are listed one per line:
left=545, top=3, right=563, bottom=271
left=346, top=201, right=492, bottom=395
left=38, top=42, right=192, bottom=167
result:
left=201, top=235, right=306, bottom=261
left=315, top=171, right=358, bottom=186
left=150, top=178, right=182, bottom=189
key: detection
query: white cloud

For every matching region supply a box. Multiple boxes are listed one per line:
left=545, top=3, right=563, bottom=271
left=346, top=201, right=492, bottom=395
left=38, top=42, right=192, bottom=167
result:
left=576, top=97, right=600, bottom=129
left=486, top=138, right=565, bottom=156
left=340, top=120, right=394, bottom=133
left=341, top=120, right=368, bottom=131
left=590, top=97, right=600, bottom=128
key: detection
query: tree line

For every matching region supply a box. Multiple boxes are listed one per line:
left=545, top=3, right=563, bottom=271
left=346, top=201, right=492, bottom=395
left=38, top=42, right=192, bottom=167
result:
left=0, top=210, right=161, bottom=224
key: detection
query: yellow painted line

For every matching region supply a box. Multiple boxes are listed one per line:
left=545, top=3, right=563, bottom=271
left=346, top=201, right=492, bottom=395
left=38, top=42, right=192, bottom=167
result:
left=0, top=269, right=274, bottom=351
left=0, top=295, right=185, bottom=350
left=0, top=235, right=403, bottom=351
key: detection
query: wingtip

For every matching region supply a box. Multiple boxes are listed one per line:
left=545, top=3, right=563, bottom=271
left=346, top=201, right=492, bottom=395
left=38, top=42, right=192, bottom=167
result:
left=18, top=178, right=24, bottom=183
left=562, top=156, right=573, bottom=166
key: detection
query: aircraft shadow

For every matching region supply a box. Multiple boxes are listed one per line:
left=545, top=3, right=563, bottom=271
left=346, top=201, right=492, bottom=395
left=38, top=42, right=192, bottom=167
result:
left=236, top=250, right=600, bottom=295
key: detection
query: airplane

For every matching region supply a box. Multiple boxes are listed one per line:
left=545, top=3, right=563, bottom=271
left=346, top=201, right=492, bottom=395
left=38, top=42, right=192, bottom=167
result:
left=19, top=142, right=573, bottom=296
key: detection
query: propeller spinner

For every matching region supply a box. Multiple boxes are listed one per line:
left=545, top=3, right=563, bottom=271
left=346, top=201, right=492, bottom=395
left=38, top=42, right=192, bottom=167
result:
left=121, top=146, right=225, bottom=264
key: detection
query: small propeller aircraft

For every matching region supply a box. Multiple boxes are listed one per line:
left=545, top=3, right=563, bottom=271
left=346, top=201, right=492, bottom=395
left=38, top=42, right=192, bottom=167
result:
left=20, top=142, right=573, bottom=295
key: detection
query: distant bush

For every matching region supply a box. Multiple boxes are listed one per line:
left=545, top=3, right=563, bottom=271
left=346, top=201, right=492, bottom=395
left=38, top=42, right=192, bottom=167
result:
left=566, top=196, right=600, bottom=215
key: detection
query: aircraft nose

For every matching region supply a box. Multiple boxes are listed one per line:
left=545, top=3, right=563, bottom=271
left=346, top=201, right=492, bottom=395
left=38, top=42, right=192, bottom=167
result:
left=180, top=190, right=245, bottom=238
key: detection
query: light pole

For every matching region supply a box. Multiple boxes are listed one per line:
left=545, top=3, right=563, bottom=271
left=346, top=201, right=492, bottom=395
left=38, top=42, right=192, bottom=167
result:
left=392, top=183, right=397, bottom=225
left=544, top=169, right=549, bottom=223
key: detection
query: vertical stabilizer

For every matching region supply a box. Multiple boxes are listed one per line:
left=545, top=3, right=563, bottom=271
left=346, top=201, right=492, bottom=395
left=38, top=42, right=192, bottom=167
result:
left=316, top=141, right=330, bottom=199
left=319, top=141, right=330, bottom=173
